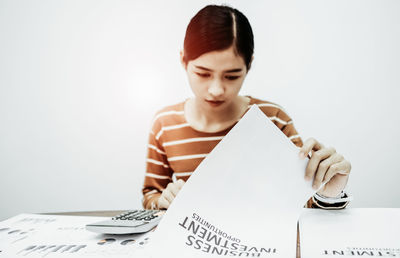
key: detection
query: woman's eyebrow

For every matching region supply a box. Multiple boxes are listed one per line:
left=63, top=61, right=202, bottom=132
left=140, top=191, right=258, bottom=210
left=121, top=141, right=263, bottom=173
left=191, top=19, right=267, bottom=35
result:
left=194, top=65, right=243, bottom=73
left=224, top=68, right=243, bottom=73
left=194, top=65, right=212, bottom=71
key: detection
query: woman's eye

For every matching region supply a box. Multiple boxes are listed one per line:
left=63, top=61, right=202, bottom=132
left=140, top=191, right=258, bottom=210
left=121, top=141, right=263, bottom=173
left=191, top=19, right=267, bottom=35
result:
left=225, top=76, right=240, bottom=80
left=196, top=72, right=210, bottom=78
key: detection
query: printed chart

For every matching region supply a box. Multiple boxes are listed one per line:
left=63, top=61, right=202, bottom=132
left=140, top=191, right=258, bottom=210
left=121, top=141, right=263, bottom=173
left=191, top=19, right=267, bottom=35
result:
left=0, top=214, right=153, bottom=258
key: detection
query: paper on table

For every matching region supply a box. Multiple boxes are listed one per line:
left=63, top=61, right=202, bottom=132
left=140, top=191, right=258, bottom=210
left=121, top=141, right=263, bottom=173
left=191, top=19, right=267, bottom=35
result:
left=145, top=105, right=316, bottom=258
left=299, top=208, right=400, bottom=258
left=0, top=213, right=153, bottom=258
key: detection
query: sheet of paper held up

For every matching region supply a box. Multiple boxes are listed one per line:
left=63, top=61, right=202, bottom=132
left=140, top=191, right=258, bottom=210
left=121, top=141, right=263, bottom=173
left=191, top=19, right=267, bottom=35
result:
left=300, top=208, right=400, bottom=258
left=145, top=105, right=316, bottom=258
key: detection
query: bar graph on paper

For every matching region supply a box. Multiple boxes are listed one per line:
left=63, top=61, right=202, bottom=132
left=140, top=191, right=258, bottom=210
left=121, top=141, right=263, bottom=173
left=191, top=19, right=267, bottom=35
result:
left=0, top=214, right=152, bottom=257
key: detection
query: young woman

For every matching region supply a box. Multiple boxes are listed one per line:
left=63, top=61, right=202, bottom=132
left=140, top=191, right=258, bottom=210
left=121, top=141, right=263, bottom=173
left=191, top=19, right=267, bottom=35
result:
left=142, top=5, right=351, bottom=210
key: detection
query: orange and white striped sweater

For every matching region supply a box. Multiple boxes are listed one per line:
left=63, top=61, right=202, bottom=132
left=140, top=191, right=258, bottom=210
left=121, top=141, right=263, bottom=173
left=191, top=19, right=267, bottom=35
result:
left=142, top=96, right=348, bottom=210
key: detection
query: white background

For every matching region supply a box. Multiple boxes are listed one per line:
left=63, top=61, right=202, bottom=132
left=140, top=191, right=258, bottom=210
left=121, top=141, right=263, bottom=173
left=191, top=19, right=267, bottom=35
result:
left=1, top=0, right=399, bottom=221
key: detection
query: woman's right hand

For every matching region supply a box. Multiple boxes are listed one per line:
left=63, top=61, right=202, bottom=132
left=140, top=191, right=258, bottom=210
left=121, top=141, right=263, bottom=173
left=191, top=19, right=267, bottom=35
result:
left=157, top=179, right=185, bottom=209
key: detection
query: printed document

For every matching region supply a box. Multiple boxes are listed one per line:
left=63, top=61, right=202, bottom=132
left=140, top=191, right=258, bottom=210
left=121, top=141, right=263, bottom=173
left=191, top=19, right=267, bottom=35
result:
left=0, top=213, right=153, bottom=258
left=146, top=105, right=316, bottom=258
left=299, top=208, right=400, bottom=258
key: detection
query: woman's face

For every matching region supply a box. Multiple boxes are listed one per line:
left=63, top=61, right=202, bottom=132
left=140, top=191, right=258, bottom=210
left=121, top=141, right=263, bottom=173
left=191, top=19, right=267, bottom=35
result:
left=183, top=45, right=248, bottom=112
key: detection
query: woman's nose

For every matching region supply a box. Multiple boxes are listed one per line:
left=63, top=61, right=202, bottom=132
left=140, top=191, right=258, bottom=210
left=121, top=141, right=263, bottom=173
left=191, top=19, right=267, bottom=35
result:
left=208, top=79, right=224, bottom=97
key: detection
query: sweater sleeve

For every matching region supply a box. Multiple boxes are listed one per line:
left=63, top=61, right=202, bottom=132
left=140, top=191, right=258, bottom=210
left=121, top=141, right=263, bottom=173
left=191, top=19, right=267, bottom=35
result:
left=275, top=109, right=303, bottom=148
left=142, top=117, right=173, bottom=210
left=305, top=193, right=350, bottom=209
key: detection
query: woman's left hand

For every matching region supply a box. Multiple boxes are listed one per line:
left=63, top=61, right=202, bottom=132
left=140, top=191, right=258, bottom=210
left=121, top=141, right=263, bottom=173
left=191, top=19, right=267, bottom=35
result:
left=299, top=138, right=351, bottom=198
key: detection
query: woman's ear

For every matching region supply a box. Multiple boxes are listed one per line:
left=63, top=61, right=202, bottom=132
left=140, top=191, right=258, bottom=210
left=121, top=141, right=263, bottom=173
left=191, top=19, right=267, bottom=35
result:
left=180, top=50, right=187, bottom=70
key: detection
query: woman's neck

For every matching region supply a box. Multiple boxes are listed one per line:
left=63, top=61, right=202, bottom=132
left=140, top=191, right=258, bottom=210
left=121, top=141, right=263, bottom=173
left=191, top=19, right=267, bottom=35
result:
left=185, top=96, right=250, bottom=133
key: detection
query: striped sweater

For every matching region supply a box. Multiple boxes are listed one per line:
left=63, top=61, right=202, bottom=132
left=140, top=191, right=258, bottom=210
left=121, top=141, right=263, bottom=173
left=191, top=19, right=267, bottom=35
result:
left=142, top=96, right=347, bottom=209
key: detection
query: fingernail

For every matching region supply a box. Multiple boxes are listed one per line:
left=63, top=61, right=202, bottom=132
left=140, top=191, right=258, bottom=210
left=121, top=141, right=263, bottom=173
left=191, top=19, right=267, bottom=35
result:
left=312, top=184, right=318, bottom=190
left=299, top=152, right=306, bottom=159
left=304, top=175, right=311, bottom=181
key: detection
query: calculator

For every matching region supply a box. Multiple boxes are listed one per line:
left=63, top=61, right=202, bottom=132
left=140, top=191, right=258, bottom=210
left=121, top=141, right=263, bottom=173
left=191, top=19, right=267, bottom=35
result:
left=85, top=210, right=164, bottom=234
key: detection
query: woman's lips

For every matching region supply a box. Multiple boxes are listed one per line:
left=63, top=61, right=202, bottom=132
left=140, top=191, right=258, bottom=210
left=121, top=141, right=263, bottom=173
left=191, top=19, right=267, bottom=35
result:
left=205, top=99, right=225, bottom=107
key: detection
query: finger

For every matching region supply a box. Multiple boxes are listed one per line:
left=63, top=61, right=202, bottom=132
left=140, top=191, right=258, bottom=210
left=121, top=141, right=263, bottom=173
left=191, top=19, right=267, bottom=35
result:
left=157, top=196, right=170, bottom=210
left=305, top=147, right=336, bottom=181
left=162, top=189, right=175, bottom=203
left=166, top=182, right=177, bottom=196
left=176, top=179, right=185, bottom=189
left=299, top=138, right=324, bottom=159
left=338, top=160, right=351, bottom=175
left=169, top=183, right=181, bottom=196
left=312, top=153, right=343, bottom=189
left=323, top=160, right=351, bottom=183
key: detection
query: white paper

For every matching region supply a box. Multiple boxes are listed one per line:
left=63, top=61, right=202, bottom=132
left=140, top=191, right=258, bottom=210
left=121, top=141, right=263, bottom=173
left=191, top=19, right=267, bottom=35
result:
left=0, top=213, right=153, bottom=258
left=146, top=105, right=315, bottom=258
left=299, top=208, right=400, bottom=258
